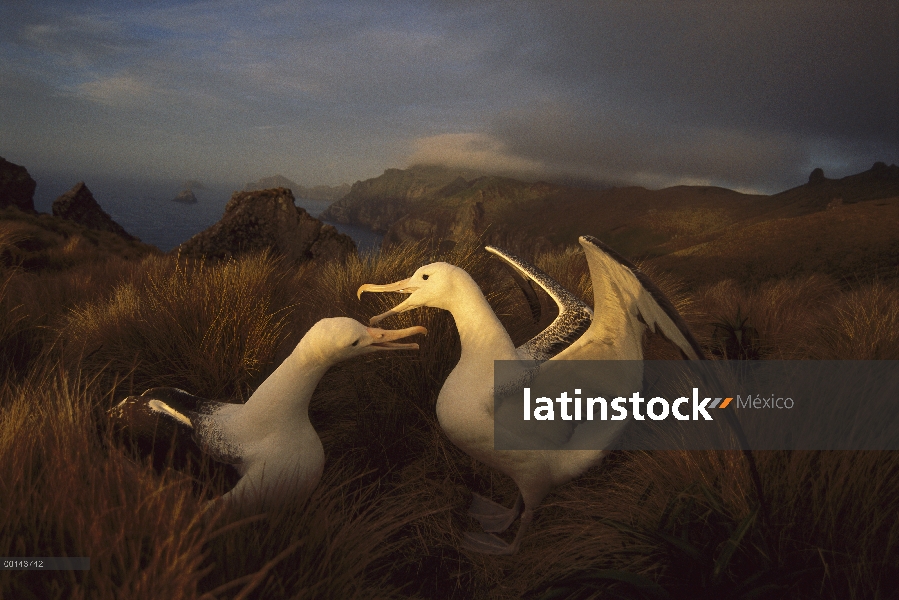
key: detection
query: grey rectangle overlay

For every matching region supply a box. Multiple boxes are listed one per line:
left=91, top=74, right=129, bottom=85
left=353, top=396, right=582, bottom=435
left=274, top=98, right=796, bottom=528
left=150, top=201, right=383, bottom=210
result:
left=1, top=557, right=90, bottom=570
left=493, top=360, right=899, bottom=450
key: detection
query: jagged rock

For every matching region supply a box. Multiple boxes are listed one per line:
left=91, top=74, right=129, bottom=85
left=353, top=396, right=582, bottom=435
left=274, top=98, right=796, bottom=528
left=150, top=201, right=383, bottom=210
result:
left=175, top=187, right=355, bottom=262
left=0, top=156, right=37, bottom=212
left=52, top=182, right=137, bottom=241
left=808, top=168, right=826, bottom=184
left=173, top=189, right=198, bottom=204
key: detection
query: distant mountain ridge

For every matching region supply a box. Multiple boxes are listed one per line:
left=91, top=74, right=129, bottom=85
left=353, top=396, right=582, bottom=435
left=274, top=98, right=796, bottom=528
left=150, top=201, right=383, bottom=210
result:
left=320, top=164, right=484, bottom=232
left=319, top=162, right=899, bottom=285
left=243, top=175, right=350, bottom=202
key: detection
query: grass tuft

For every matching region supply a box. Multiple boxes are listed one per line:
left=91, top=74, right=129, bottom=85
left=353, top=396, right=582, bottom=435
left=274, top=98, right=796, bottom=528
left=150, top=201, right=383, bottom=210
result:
left=2, top=233, right=898, bottom=598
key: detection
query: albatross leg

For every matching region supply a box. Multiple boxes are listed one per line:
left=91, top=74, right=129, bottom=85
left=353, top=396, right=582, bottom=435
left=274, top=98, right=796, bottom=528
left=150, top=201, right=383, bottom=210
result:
left=468, top=492, right=523, bottom=533
left=462, top=507, right=534, bottom=555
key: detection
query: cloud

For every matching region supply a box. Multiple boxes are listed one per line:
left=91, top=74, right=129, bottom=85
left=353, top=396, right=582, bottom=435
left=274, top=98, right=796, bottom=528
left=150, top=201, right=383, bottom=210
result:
left=406, top=132, right=545, bottom=175
left=404, top=102, right=809, bottom=192
left=1, top=0, right=896, bottom=190
left=77, top=75, right=158, bottom=107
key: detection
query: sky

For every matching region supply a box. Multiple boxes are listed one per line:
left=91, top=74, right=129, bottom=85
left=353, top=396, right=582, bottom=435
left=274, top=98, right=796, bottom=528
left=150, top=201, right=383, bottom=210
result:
left=1, top=0, right=897, bottom=194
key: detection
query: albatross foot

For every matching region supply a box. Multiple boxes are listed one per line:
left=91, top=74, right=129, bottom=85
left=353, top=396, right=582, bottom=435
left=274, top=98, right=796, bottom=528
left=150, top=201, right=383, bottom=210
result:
left=468, top=493, right=522, bottom=533
left=461, top=532, right=518, bottom=555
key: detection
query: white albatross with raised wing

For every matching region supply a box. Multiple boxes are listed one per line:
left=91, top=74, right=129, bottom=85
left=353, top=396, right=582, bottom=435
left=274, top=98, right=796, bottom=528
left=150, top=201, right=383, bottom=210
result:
left=357, top=235, right=705, bottom=554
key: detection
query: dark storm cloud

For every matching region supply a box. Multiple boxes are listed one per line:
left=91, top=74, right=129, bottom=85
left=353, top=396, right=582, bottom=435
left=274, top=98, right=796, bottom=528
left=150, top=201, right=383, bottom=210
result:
left=478, top=1, right=899, bottom=189
left=1, top=0, right=896, bottom=190
left=529, top=2, right=898, bottom=140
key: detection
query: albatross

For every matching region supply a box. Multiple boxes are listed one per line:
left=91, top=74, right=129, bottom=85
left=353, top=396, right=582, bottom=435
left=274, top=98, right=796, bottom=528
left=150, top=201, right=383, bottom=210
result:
left=110, top=317, right=426, bottom=509
left=357, top=235, right=705, bottom=554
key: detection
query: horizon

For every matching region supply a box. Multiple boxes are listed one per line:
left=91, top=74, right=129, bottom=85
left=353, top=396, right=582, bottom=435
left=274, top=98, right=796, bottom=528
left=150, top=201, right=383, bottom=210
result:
left=2, top=1, right=897, bottom=195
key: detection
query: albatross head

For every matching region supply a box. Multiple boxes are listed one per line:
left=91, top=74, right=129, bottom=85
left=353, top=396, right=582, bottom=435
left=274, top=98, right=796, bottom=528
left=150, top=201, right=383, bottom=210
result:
left=302, top=317, right=427, bottom=363
left=357, top=262, right=476, bottom=325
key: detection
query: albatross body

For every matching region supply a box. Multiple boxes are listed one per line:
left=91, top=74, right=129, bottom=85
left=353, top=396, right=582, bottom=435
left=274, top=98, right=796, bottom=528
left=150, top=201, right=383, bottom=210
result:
left=358, top=236, right=705, bottom=554
left=110, top=317, right=426, bottom=510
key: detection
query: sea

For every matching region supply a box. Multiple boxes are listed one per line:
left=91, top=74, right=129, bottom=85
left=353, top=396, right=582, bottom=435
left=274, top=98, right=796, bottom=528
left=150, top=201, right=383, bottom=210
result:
left=30, top=173, right=383, bottom=254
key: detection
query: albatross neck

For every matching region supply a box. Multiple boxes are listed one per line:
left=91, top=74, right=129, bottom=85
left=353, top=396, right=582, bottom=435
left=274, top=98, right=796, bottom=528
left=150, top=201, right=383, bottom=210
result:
left=241, top=339, right=330, bottom=423
left=448, top=280, right=517, bottom=362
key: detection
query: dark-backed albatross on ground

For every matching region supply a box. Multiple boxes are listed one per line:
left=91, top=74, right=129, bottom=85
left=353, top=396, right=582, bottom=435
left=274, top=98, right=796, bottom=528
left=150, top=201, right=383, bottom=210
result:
left=357, top=235, right=705, bottom=554
left=110, top=317, right=426, bottom=510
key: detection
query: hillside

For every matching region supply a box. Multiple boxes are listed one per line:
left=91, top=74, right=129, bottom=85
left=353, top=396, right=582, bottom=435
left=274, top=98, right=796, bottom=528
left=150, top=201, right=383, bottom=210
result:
left=649, top=195, right=899, bottom=286
left=323, top=162, right=899, bottom=285
left=319, top=164, right=484, bottom=232
left=0, top=206, right=160, bottom=272
left=244, top=175, right=351, bottom=202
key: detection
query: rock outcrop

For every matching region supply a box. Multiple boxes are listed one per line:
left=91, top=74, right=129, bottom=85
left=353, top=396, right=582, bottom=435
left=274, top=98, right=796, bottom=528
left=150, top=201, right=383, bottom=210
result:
left=175, top=187, right=355, bottom=262
left=52, top=182, right=137, bottom=241
left=173, top=189, right=198, bottom=204
left=0, top=157, right=37, bottom=212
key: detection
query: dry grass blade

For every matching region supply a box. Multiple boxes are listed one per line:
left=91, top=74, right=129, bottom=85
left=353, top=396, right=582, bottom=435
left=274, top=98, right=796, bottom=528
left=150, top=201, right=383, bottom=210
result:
left=2, top=233, right=898, bottom=599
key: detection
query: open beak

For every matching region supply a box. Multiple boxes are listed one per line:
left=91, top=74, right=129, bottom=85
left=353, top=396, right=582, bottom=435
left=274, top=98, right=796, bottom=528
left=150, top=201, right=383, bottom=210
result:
left=357, top=278, right=420, bottom=326
left=367, top=325, right=427, bottom=350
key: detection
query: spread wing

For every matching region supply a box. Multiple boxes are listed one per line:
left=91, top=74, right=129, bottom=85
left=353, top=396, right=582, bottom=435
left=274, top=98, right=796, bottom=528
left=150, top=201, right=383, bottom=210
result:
left=554, top=236, right=706, bottom=361
left=485, top=245, right=593, bottom=362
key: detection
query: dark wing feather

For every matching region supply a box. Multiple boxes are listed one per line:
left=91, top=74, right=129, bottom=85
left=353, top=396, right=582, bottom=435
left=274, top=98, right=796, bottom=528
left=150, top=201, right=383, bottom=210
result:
left=486, top=245, right=593, bottom=362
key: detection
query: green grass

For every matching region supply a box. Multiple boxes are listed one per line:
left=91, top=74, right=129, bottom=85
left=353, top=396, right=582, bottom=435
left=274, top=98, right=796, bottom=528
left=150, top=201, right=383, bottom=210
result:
left=2, top=233, right=898, bottom=598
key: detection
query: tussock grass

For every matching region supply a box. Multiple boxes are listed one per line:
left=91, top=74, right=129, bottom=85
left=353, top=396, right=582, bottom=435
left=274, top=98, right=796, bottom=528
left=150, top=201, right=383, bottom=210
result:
left=0, top=372, right=211, bottom=599
left=0, top=207, right=158, bottom=272
left=810, top=281, right=899, bottom=359
left=1, top=257, right=145, bottom=383
left=2, top=234, right=898, bottom=598
left=692, top=275, right=843, bottom=359
left=57, top=252, right=296, bottom=399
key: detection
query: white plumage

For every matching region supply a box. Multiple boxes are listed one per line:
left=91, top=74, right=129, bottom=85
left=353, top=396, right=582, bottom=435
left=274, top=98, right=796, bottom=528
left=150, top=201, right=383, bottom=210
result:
left=110, top=317, right=426, bottom=510
left=358, top=236, right=704, bottom=553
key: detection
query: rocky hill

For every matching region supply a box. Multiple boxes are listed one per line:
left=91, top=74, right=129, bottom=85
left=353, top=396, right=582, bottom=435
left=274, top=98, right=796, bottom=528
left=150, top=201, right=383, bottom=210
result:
left=325, top=162, right=899, bottom=285
left=176, top=187, right=355, bottom=263
left=52, top=182, right=138, bottom=241
left=243, top=175, right=351, bottom=202
left=319, top=164, right=483, bottom=232
left=646, top=164, right=899, bottom=285
left=0, top=157, right=37, bottom=212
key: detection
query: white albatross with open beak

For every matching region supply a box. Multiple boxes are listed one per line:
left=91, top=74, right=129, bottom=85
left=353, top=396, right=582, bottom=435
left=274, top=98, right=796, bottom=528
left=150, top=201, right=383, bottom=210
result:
left=357, top=236, right=706, bottom=554
left=110, top=317, right=427, bottom=510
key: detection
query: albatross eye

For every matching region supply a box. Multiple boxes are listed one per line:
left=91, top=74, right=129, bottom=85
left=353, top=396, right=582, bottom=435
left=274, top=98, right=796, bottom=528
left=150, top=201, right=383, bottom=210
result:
left=351, top=339, right=360, bottom=347
left=422, top=274, right=429, bottom=280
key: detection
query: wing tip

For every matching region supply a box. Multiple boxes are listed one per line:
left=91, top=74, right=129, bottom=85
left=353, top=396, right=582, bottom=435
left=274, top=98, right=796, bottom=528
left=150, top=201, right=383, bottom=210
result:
left=580, top=235, right=707, bottom=361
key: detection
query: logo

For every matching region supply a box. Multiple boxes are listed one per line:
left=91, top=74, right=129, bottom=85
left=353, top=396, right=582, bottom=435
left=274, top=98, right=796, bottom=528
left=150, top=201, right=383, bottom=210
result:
left=522, top=388, right=737, bottom=422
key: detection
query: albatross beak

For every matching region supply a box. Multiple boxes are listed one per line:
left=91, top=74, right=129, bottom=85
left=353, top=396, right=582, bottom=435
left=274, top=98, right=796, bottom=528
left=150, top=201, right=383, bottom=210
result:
left=357, top=278, right=420, bottom=326
left=367, top=325, right=427, bottom=350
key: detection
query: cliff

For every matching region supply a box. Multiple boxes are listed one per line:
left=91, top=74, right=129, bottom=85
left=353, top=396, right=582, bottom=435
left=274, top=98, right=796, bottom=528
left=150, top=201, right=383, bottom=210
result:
left=176, top=187, right=355, bottom=263
left=319, top=164, right=482, bottom=232
left=327, top=162, right=899, bottom=267
left=0, top=157, right=37, bottom=212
